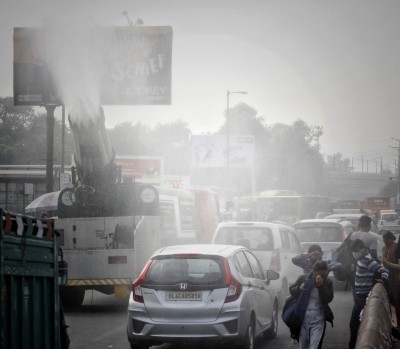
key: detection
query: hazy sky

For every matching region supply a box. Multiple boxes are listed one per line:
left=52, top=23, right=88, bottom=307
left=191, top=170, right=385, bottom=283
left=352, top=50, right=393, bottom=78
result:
left=1, top=1, right=400, bottom=172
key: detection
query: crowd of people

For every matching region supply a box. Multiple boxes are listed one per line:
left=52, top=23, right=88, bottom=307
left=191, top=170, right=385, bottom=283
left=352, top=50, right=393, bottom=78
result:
left=285, top=214, right=396, bottom=349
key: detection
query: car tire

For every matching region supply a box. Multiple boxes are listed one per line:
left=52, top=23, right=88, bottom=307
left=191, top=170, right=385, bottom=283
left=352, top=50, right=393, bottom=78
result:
left=242, top=316, right=255, bottom=349
left=264, top=301, right=278, bottom=339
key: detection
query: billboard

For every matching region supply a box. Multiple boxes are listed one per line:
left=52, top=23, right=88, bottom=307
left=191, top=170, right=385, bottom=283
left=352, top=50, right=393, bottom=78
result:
left=191, top=134, right=254, bottom=168
left=114, top=156, right=163, bottom=185
left=13, top=26, right=172, bottom=106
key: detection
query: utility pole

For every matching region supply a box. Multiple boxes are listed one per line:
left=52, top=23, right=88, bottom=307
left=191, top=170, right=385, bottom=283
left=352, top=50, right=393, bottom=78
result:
left=45, top=105, right=57, bottom=193
left=390, top=138, right=400, bottom=206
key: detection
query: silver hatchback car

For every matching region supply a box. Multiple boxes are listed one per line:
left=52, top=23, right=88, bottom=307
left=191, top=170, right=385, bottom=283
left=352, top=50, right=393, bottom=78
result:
left=127, top=244, right=280, bottom=349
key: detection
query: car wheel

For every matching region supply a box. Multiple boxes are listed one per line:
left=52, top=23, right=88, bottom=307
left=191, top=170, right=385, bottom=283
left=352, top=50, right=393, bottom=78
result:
left=264, top=301, right=278, bottom=339
left=243, top=316, right=255, bottom=349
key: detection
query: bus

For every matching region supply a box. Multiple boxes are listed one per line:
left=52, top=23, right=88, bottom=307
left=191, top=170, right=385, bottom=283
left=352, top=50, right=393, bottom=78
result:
left=332, top=199, right=363, bottom=210
left=232, top=190, right=332, bottom=225
left=364, top=196, right=393, bottom=214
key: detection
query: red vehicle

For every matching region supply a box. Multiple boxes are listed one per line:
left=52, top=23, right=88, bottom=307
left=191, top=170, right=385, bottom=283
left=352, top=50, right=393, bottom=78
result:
left=364, top=196, right=393, bottom=214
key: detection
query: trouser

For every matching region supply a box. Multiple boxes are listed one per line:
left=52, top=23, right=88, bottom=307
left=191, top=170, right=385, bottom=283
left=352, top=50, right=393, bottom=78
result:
left=349, top=293, right=368, bottom=349
left=299, top=317, right=326, bottom=349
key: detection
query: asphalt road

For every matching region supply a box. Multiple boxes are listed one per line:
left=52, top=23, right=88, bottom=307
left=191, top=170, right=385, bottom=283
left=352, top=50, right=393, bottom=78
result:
left=64, top=283, right=354, bottom=349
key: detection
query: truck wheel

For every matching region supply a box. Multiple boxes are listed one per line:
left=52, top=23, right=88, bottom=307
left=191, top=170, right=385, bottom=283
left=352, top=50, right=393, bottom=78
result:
left=60, top=286, right=85, bottom=308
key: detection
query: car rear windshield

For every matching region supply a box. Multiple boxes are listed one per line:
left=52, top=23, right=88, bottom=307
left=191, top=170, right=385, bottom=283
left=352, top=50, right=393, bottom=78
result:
left=294, top=226, right=343, bottom=242
left=382, top=214, right=398, bottom=220
left=144, top=256, right=225, bottom=285
left=214, top=227, right=274, bottom=251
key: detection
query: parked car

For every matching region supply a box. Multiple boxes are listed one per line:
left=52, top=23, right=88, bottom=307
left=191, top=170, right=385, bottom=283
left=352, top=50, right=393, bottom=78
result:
left=324, top=213, right=379, bottom=234
left=378, top=212, right=400, bottom=226
left=127, top=244, right=280, bottom=349
left=292, top=219, right=347, bottom=261
left=211, top=221, right=303, bottom=304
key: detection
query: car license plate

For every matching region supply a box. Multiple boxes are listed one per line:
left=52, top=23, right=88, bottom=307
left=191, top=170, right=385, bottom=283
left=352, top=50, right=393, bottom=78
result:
left=165, top=291, right=202, bottom=301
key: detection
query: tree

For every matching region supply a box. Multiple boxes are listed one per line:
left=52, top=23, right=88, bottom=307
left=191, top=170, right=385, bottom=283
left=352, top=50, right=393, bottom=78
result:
left=263, top=119, right=326, bottom=195
left=0, top=97, right=74, bottom=165
left=108, top=119, right=192, bottom=175
left=326, top=153, right=352, bottom=172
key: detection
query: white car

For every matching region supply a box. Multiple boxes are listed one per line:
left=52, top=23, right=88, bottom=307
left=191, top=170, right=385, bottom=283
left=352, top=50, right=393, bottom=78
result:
left=378, top=212, right=400, bottom=226
left=324, top=213, right=380, bottom=234
left=127, top=244, right=280, bottom=349
left=211, top=221, right=303, bottom=305
left=292, top=219, right=347, bottom=261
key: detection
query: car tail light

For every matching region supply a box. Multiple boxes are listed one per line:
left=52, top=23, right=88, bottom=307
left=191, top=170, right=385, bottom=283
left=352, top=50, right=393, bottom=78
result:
left=270, top=248, right=281, bottom=272
left=223, top=259, right=242, bottom=303
left=132, top=259, right=153, bottom=303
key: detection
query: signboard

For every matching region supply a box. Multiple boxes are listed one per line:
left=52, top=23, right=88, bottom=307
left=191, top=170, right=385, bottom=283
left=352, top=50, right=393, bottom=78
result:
left=114, top=156, right=163, bottom=185
left=163, top=175, right=190, bottom=189
left=13, top=26, right=172, bottom=106
left=191, top=134, right=254, bottom=168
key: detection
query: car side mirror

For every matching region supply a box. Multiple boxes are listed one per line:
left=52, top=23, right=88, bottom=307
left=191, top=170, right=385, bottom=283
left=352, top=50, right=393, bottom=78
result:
left=266, top=269, right=280, bottom=284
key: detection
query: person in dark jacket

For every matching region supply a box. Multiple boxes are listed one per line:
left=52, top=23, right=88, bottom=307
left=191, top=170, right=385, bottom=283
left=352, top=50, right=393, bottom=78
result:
left=289, top=260, right=334, bottom=349
left=348, top=239, right=389, bottom=349
left=292, top=243, right=342, bottom=275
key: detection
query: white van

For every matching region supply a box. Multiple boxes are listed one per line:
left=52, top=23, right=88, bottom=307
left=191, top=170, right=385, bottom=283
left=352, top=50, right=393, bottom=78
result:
left=211, top=221, right=303, bottom=305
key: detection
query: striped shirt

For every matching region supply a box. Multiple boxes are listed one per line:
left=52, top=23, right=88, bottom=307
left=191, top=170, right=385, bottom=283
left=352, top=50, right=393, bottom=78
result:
left=354, top=253, right=389, bottom=294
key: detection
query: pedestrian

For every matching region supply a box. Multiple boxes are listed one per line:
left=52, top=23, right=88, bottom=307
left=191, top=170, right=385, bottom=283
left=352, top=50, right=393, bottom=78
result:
left=350, top=215, right=379, bottom=260
left=289, top=260, right=334, bottom=349
left=381, top=230, right=400, bottom=327
left=292, top=244, right=342, bottom=275
left=348, top=239, right=389, bottom=349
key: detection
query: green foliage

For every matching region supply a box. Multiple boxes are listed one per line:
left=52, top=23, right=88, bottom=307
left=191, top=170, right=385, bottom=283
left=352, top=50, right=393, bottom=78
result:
left=0, top=97, right=74, bottom=165
left=0, top=95, right=344, bottom=197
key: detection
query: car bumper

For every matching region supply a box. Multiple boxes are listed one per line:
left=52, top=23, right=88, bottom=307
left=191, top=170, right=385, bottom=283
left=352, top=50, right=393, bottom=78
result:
left=127, top=307, right=247, bottom=344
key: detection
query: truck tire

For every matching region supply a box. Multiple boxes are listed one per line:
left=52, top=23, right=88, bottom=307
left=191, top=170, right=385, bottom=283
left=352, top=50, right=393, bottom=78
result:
left=60, top=286, right=85, bottom=308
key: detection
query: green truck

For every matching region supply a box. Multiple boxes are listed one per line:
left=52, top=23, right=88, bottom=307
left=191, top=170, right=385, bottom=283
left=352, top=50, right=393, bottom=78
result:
left=0, top=209, right=68, bottom=349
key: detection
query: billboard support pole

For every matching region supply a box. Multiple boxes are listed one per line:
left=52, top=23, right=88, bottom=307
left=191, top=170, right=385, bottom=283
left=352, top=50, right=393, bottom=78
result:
left=45, top=105, right=57, bottom=193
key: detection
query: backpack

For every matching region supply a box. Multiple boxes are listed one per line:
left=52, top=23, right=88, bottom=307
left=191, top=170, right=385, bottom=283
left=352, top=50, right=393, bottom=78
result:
left=332, top=232, right=354, bottom=282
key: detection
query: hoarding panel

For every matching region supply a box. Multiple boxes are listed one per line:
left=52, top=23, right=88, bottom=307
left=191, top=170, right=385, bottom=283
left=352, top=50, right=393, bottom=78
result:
left=191, top=134, right=254, bottom=168
left=13, top=26, right=172, bottom=106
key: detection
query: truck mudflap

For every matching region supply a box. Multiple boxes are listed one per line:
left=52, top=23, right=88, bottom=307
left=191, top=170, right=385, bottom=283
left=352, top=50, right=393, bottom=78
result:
left=0, top=209, right=68, bottom=349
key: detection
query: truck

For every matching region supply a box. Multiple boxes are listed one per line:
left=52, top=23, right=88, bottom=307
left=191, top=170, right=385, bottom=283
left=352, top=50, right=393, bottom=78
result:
left=0, top=210, right=68, bottom=348
left=55, top=107, right=199, bottom=307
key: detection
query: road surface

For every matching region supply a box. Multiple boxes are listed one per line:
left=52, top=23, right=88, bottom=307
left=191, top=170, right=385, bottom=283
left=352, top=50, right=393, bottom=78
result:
left=65, top=284, right=354, bottom=349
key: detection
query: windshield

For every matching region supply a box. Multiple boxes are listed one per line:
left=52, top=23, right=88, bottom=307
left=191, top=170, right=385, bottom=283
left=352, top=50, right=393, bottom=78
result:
left=145, top=257, right=225, bottom=285
left=214, top=227, right=274, bottom=251
left=294, top=226, right=343, bottom=243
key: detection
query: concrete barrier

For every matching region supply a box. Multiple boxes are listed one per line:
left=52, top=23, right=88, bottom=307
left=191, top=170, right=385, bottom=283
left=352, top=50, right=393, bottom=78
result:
left=355, top=283, right=392, bottom=349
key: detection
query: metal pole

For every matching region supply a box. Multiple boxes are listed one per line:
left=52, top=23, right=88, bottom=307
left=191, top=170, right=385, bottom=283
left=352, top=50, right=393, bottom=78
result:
left=61, top=105, right=65, bottom=174
left=397, top=146, right=400, bottom=205
left=46, top=105, right=56, bottom=193
left=226, top=90, right=230, bottom=202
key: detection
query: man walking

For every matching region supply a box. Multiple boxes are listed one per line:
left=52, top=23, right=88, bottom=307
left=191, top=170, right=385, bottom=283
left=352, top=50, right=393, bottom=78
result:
left=348, top=239, right=389, bottom=349
left=350, top=215, right=379, bottom=260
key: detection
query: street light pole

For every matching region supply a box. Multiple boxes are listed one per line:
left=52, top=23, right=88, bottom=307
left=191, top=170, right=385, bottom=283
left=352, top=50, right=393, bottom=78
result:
left=390, top=138, right=400, bottom=206
left=225, top=90, right=247, bottom=202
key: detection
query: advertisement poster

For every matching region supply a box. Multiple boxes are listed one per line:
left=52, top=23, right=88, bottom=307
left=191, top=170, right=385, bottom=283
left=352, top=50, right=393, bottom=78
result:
left=162, top=175, right=190, bottom=189
left=114, top=156, right=163, bottom=185
left=191, top=134, right=254, bottom=168
left=13, top=26, right=172, bottom=106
